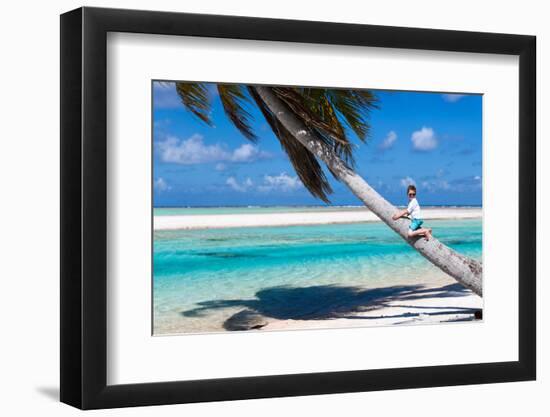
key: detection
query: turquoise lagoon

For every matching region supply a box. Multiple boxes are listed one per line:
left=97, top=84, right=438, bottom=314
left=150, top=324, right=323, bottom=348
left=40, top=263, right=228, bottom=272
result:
left=153, top=211, right=482, bottom=335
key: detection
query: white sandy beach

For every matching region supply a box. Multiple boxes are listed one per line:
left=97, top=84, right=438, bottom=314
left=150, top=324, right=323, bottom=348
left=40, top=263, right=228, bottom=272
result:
left=154, top=207, right=481, bottom=230
left=262, top=277, right=482, bottom=332
left=154, top=273, right=483, bottom=335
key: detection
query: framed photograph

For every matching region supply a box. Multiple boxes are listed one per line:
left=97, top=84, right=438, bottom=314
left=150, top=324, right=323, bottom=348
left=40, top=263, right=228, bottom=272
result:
left=60, top=6, right=536, bottom=409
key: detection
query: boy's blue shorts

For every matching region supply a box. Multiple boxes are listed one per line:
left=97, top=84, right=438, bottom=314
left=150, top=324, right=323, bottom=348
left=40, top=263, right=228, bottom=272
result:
left=409, top=218, right=424, bottom=231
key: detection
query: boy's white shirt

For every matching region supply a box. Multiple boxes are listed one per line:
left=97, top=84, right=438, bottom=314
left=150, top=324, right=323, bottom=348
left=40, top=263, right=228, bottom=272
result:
left=407, top=198, right=422, bottom=220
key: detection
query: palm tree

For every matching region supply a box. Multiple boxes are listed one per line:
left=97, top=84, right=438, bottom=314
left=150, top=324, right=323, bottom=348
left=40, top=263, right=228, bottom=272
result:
left=172, top=82, right=483, bottom=296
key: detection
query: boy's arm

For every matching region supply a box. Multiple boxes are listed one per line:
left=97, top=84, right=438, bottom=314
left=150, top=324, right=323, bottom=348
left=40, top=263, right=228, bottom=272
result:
left=392, top=208, right=410, bottom=220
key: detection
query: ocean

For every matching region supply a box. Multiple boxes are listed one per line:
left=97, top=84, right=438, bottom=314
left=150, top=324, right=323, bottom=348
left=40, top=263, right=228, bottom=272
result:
left=153, top=208, right=482, bottom=335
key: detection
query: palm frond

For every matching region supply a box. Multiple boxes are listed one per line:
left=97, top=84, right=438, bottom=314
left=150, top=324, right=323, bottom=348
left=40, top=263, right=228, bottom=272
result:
left=301, top=88, right=347, bottom=139
left=248, top=86, right=333, bottom=203
left=175, top=82, right=212, bottom=125
left=217, top=84, right=257, bottom=142
left=174, top=82, right=378, bottom=203
left=275, top=87, right=361, bottom=168
left=299, top=88, right=357, bottom=167
left=326, top=89, right=378, bottom=141
left=272, top=87, right=348, bottom=145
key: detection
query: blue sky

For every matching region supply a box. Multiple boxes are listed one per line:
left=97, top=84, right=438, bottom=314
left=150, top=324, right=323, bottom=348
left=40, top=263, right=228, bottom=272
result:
left=153, top=82, right=482, bottom=207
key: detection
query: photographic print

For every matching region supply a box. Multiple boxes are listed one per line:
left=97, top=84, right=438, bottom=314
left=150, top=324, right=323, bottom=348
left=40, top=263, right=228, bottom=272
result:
left=152, top=81, right=483, bottom=335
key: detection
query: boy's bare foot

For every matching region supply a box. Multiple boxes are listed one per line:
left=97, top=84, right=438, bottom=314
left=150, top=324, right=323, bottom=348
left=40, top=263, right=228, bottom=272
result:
left=425, top=228, right=432, bottom=241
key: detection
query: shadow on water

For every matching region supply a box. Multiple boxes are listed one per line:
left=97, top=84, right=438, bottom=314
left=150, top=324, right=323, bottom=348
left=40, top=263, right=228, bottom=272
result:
left=180, top=283, right=478, bottom=331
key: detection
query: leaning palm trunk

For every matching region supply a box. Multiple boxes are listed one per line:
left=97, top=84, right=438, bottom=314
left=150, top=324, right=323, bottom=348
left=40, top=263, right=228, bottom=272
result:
left=254, top=86, right=482, bottom=297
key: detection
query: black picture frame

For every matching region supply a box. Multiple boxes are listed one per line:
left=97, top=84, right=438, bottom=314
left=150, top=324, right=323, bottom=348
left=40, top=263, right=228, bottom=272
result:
left=60, top=6, right=536, bottom=410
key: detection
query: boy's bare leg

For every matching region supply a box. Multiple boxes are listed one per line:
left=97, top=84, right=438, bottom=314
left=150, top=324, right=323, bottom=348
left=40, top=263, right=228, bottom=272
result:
left=408, top=228, right=433, bottom=240
left=407, top=229, right=424, bottom=238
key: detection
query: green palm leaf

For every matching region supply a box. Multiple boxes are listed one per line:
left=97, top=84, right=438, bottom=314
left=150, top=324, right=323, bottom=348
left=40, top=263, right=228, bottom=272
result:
left=326, top=89, right=378, bottom=141
left=248, top=87, right=333, bottom=202
left=172, top=82, right=377, bottom=202
left=175, top=82, right=212, bottom=125
left=217, top=84, right=257, bottom=141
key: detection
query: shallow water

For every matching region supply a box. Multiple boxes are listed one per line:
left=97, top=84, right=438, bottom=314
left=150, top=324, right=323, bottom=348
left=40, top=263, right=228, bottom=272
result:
left=153, top=218, right=482, bottom=334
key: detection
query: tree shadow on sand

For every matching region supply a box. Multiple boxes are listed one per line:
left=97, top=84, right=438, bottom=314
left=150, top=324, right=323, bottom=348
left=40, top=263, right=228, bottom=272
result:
left=180, top=283, right=480, bottom=331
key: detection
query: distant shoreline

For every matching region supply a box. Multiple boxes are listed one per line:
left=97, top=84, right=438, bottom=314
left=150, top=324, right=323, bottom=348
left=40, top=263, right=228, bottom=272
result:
left=154, top=207, right=482, bottom=231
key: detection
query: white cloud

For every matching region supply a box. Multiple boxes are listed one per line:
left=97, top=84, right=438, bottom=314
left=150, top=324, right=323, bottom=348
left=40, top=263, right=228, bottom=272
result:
left=231, top=143, right=267, bottom=162
left=153, top=177, right=171, bottom=192
left=215, top=163, right=227, bottom=171
left=258, top=173, right=303, bottom=192
left=157, top=134, right=270, bottom=165
left=442, top=94, right=466, bottom=103
left=411, top=127, right=438, bottom=151
left=226, top=176, right=254, bottom=192
left=400, top=176, right=416, bottom=188
left=379, top=130, right=398, bottom=150
left=227, top=173, right=303, bottom=193
left=157, top=134, right=226, bottom=164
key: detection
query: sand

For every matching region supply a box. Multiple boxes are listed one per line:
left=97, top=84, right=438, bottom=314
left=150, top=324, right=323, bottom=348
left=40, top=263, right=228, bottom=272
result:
left=261, top=277, right=483, bottom=332
left=154, top=207, right=482, bottom=231
left=154, top=273, right=483, bottom=335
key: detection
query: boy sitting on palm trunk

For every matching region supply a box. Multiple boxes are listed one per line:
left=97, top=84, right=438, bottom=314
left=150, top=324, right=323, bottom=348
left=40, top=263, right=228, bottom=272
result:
left=392, top=185, right=433, bottom=241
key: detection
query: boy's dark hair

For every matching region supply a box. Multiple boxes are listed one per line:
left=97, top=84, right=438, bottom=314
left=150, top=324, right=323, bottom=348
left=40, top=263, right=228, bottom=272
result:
left=407, top=185, right=417, bottom=194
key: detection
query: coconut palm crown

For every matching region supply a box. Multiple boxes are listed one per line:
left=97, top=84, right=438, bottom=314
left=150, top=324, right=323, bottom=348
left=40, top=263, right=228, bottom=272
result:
left=174, top=82, right=378, bottom=203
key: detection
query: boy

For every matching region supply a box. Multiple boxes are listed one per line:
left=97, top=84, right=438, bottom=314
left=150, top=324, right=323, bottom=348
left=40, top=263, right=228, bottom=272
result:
left=392, top=185, right=433, bottom=241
